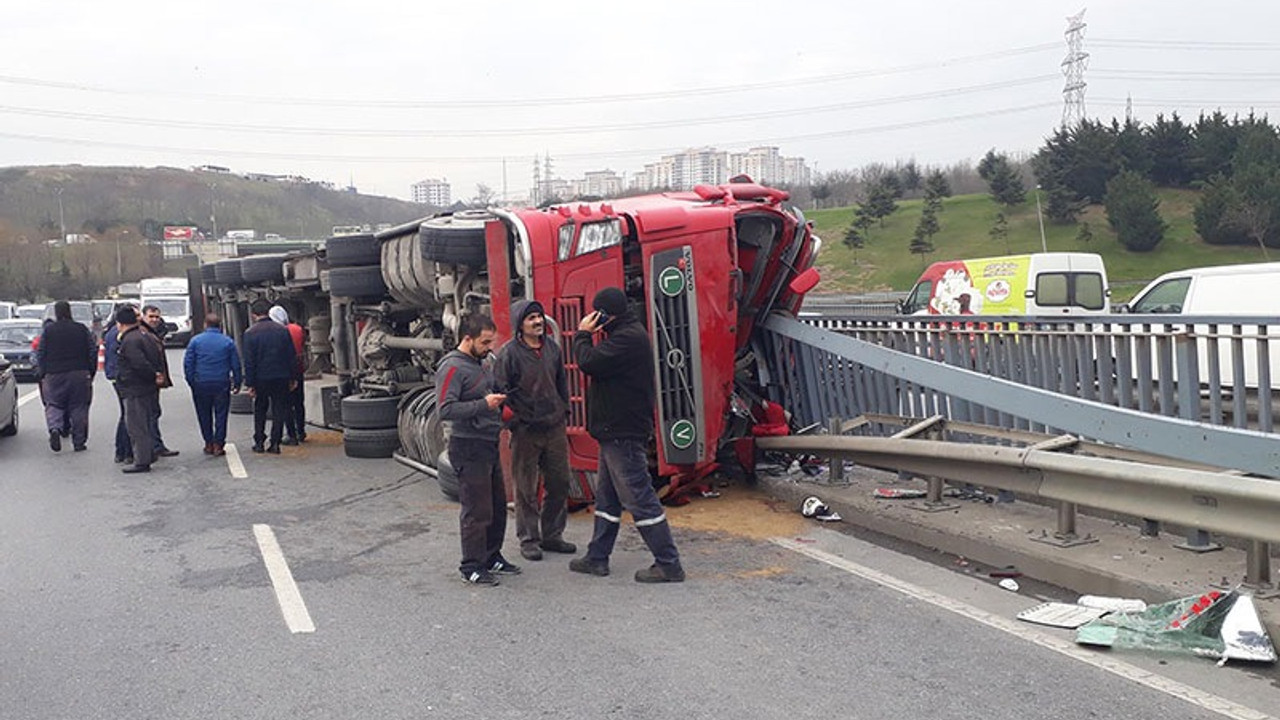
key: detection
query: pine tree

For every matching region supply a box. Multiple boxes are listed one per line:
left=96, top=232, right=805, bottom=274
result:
left=989, top=212, right=1010, bottom=253
left=1105, top=170, right=1167, bottom=252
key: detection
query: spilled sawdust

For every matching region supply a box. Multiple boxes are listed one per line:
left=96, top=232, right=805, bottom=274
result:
left=665, top=484, right=806, bottom=540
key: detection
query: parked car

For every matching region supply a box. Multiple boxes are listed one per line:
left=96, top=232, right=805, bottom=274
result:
left=15, top=304, right=45, bottom=319
left=0, top=351, right=18, bottom=437
left=0, top=301, right=16, bottom=320
left=0, top=319, right=44, bottom=382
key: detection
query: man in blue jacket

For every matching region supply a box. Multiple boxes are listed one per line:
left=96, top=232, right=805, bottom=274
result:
left=242, top=299, right=296, bottom=454
left=183, top=312, right=242, bottom=457
left=436, top=313, right=518, bottom=586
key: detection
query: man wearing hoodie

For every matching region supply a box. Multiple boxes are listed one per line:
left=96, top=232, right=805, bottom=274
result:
left=269, top=305, right=307, bottom=445
left=569, top=287, right=684, bottom=583
left=436, top=313, right=519, bottom=586
left=494, top=300, right=577, bottom=562
left=242, top=299, right=296, bottom=454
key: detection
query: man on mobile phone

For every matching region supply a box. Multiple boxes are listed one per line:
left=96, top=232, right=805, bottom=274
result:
left=437, top=314, right=519, bottom=586
left=569, top=287, right=684, bottom=583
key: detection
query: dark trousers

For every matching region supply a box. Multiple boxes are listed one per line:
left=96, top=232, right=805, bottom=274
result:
left=511, top=425, right=571, bottom=550
left=149, top=394, right=167, bottom=452
left=586, top=438, right=680, bottom=567
left=191, top=385, right=231, bottom=445
left=252, top=379, right=290, bottom=446
left=451, top=436, right=507, bottom=574
left=286, top=377, right=306, bottom=439
left=123, top=390, right=158, bottom=467
left=113, top=385, right=131, bottom=459
left=42, top=371, right=91, bottom=447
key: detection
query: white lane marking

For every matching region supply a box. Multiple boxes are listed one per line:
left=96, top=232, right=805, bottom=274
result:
left=224, top=442, right=248, bottom=479
left=17, top=390, right=40, bottom=407
left=253, top=524, right=315, bottom=634
left=770, top=537, right=1275, bottom=720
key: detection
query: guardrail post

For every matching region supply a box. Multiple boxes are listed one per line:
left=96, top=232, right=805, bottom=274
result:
left=1140, top=519, right=1161, bottom=538
left=1175, top=529, right=1223, bottom=554
left=827, top=417, right=848, bottom=485
left=1242, top=541, right=1279, bottom=599
left=1030, top=500, right=1099, bottom=548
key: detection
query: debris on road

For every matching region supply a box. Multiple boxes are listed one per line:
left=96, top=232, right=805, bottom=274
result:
left=1017, top=602, right=1109, bottom=629
left=989, top=566, right=1022, bottom=579
left=800, top=496, right=843, bottom=522
left=1076, top=590, right=1277, bottom=664
left=873, top=487, right=927, bottom=499
left=1077, top=595, right=1148, bottom=614
left=998, top=578, right=1020, bottom=592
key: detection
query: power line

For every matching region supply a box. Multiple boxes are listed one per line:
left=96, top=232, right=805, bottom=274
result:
left=0, top=75, right=1058, bottom=139
left=1094, top=69, right=1280, bottom=79
left=1093, top=38, right=1280, bottom=50
left=0, top=43, right=1059, bottom=110
left=0, top=103, right=1056, bottom=165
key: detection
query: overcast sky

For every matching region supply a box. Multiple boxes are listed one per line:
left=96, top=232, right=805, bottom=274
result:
left=2, top=1, right=1277, bottom=202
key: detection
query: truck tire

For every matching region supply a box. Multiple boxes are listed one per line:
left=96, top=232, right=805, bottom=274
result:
left=420, top=211, right=490, bottom=267
left=214, top=259, right=244, bottom=285
left=436, top=449, right=460, bottom=501
left=239, top=254, right=287, bottom=283
left=229, top=391, right=254, bottom=415
left=341, top=394, right=400, bottom=430
left=381, top=233, right=436, bottom=306
left=328, top=265, right=388, bottom=300
left=326, top=233, right=380, bottom=267
left=343, top=427, right=400, bottom=458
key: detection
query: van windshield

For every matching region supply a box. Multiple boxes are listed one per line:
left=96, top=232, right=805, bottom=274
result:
left=901, top=281, right=932, bottom=314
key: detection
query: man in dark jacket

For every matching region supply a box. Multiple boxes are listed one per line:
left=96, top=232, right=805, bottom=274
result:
left=183, top=312, right=242, bottom=456
left=102, top=309, right=135, bottom=464
left=494, top=299, right=576, bottom=562
left=114, top=306, right=165, bottom=473
left=35, top=300, right=97, bottom=452
left=569, top=287, right=684, bottom=583
left=436, top=313, right=518, bottom=586
left=142, top=305, right=179, bottom=458
left=242, top=299, right=296, bottom=454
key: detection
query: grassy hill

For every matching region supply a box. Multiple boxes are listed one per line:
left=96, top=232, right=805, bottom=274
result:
left=807, top=190, right=1271, bottom=301
left=0, top=165, right=430, bottom=241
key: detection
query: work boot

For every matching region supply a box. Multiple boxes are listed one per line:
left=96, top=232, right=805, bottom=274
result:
left=213, top=444, right=226, bottom=457
left=252, top=443, right=265, bottom=454
left=539, top=538, right=577, bottom=554
left=569, top=557, right=610, bottom=577
left=73, top=443, right=86, bottom=452
left=266, top=443, right=281, bottom=455
left=121, top=464, right=151, bottom=474
left=520, top=545, right=543, bottom=561
left=281, top=436, right=299, bottom=447
left=634, top=563, right=685, bottom=583
left=49, top=431, right=61, bottom=452
left=203, top=443, right=214, bottom=455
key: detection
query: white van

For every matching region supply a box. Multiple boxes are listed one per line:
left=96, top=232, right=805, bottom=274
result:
left=1125, top=262, right=1280, bottom=390
left=901, top=252, right=1110, bottom=316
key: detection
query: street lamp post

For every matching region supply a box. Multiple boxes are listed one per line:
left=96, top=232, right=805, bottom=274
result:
left=55, top=188, right=66, bottom=243
left=117, top=230, right=127, bottom=280
left=1035, top=184, right=1048, bottom=253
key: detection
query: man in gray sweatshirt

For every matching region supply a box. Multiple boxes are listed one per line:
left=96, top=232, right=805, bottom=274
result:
left=494, top=299, right=576, bottom=562
left=436, top=314, right=518, bottom=586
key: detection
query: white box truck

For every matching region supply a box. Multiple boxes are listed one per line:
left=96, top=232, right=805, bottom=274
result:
left=139, top=276, right=192, bottom=346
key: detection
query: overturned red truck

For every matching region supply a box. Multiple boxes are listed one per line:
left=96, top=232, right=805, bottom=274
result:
left=203, top=178, right=820, bottom=503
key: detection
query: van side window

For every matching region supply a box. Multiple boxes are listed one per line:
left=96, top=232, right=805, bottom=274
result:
left=1035, top=272, right=1105, bottom=310
left=1130, top=277, right=1191, bottom=314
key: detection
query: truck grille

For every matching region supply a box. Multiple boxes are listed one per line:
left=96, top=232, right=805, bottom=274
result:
left=650, top=246, right=704, bottom=465
left=555, top=297, right=588, bottom=430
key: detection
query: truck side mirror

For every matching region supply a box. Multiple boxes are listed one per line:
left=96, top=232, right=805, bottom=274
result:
left=788, top=267, right=821, bottom=295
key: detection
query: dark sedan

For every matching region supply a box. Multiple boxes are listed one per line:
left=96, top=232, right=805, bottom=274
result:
left=0, top=319, right=43, bottom=382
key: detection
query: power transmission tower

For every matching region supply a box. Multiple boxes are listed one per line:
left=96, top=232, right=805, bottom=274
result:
left=532, top=155, right=542, bottom=205
left=1061, top=8, right=1089, bottom=128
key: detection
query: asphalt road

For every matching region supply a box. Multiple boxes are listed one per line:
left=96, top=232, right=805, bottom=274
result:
left=1, top=352, right=1277, bottom=719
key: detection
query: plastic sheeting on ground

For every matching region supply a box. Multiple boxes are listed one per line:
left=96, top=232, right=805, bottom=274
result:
left=1076, top=590, right=1276, bottom=665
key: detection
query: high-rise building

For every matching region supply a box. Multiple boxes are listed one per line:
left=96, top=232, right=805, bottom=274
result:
left=573, top=170, right=624, bottom=198
left=411, top=178, right=452, bottom=206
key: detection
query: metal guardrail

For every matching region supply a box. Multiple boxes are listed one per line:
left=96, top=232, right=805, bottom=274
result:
left=757, top=314, right=1280, bottom=591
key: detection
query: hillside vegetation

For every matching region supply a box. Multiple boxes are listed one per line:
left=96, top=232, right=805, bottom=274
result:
left=807, top=189, right=1271, bottom=300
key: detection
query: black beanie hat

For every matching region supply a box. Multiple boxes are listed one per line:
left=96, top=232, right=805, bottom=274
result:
left=115, top=305, right=138, bottom=325
left=592, top=287, right=628, bottom=318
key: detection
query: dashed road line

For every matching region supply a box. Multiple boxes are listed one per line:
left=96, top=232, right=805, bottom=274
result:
left=253, top=524, right=315, bottom=634
left=224, top=442, right=248, bottom=479
left=17, top=390, right=40, bottom=407
left=771, top=537, right=1274, bottom=720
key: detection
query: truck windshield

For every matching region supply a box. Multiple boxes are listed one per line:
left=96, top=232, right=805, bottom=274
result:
left=147, top=298, right=188, bottom=317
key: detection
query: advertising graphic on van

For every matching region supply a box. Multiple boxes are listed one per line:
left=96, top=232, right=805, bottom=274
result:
left=902, top=253, right=1109, bottom=316
left=922, top=257, right=1031, bottom=315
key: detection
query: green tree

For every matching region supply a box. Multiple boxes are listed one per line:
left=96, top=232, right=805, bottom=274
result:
left=908, top=225, right=934, bottom=264
left=1075, top=221, right=1094, bottom=245
left=977, top=150, right=1026, bottom=206
left=864, top=179, right=899, bottom=227
left=989, top=212, right=1010, bottom=253
left=1104, top=170, right=1167, bottom=252
left=899, top=161, right=922, bottom=195
left=923, top=170, right=952, bottom=212
left=842, top=220, right=866, bottom=263
left=1147, top=113, right=1194, bottom=187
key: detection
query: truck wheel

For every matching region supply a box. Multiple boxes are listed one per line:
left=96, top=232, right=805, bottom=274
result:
left=341, top=394, right=400, bottom=429
left=214, top=259, right=244, bottom=284
left=328, top=265, right=388, bottom=300
left=326, top=233, right=381, bottom=267
left=229, top=391, right=254, bottom=415
left=420, top=211, right=490, bottom=267
left=239, top=254, right=287, bottom=283
left=343, top=427, right=400, bottom=458
left=436, top=450, right=460, bottom=501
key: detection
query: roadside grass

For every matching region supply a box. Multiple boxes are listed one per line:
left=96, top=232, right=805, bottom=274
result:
left=808, top=189, right=1270, bottom=300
